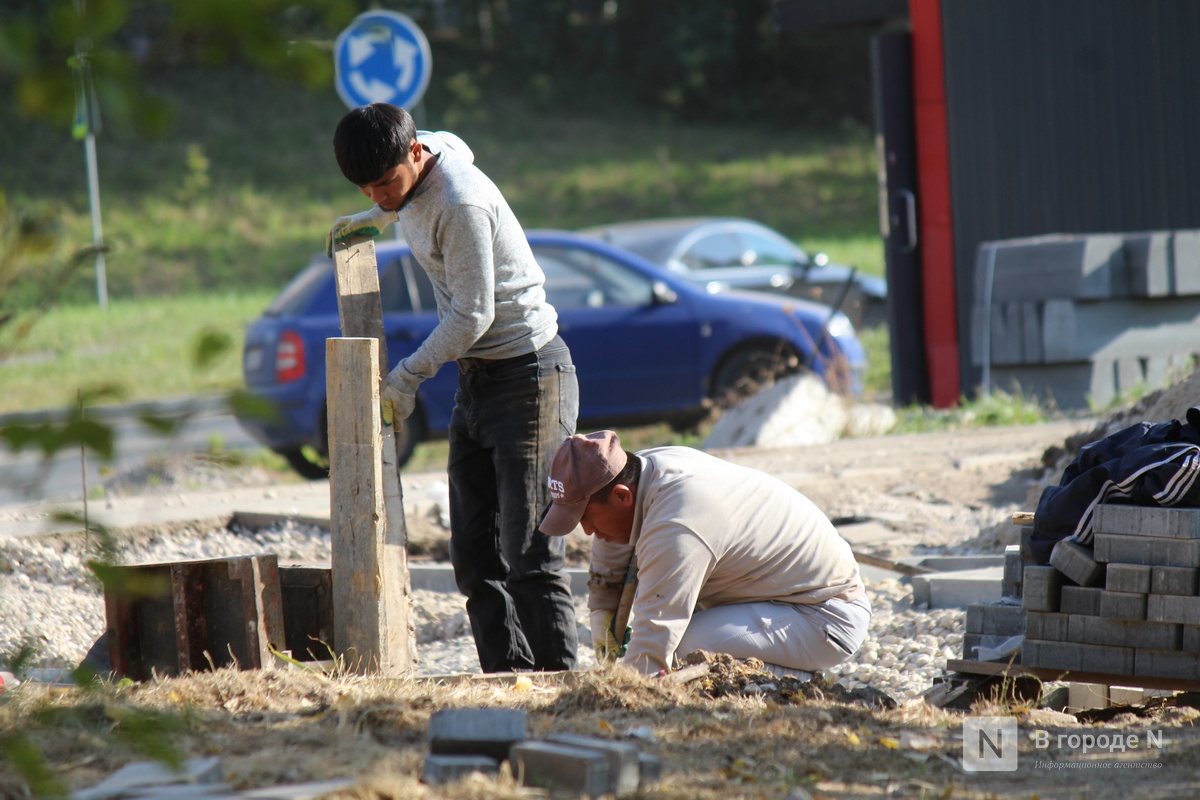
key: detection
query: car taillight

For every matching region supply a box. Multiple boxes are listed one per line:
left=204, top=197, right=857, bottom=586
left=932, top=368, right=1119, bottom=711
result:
left=275, top=330, right=306, bottom=382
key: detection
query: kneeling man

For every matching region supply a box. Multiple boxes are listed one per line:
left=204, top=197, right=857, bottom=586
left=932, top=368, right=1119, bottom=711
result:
left=539, top=430, right=871, bottom=676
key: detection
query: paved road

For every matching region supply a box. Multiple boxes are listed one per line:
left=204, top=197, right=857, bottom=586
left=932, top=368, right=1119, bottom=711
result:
left=0, top=397, right=262, bottom=506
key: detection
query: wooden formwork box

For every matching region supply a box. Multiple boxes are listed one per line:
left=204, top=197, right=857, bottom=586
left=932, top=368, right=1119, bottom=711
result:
left=104, top=555, right=286, bottom=680
left=278, top=563, right=335, bottom=662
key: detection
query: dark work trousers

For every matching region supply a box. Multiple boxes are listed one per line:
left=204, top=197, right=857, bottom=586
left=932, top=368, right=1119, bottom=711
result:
left=447, top=334, right=580, bottom=672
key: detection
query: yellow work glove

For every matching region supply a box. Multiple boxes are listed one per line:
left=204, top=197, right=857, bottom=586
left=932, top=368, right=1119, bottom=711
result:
left=380, top=366, right=417, bottom=428
left=592, top=609, right=631, bottom=662
left=326, top=205, right=399, bottom=257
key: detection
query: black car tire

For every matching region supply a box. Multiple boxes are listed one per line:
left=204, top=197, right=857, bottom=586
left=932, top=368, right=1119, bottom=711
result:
left=280, top=409, right=424, bottom=481
left=710, top=343, right=803, bottom=411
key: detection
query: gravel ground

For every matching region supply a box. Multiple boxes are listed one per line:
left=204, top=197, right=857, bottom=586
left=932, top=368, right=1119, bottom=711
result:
left=0, top=512, right=950, bottom=703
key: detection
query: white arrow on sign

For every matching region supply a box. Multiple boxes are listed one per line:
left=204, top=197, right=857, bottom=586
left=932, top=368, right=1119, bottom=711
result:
left=350, top=72, right=396, bottom=104
left=392, top=38, right=419, bottom=92
left=347, top=33, right=378, bottom=67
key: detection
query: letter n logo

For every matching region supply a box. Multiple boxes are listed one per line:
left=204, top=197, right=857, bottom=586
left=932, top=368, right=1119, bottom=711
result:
left=963, top=716, right=1018, bottom=771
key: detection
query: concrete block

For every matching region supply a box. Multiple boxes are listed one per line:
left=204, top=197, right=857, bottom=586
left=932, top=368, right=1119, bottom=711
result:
left=1151, top=566, right=1199, bottom=596
left=1025, top=612, right=1069, bottom=641
left=976, top=234, right=1127, bottom=304
left=1105, top=563, right=1152, bottom=594
left=509, top=741, right=609, bottom=796
left=1067, top=682, right=1108, bottom=712
left=912, top=566, right=1003, bottom=609
left=1094, top=533, right=1200, bottom=568
left=966, top=603, right=1026, bottom=636
left=1124, top=231, right=1173, bottom=297
left=1067, top=614, right=1181, bottom=650
left=1022, top=566, right=1063, bottom=612
left=1059, top=585, right=1103, bottom=616
left=1171, top=230, right=1200, bottom=295
left=1093, top=504, right=1200, bottom=539
left=546, top=734, right=641, bottom=797
left=1002, top=545, right=1024, bottom=598
left=1022, top=639, right=1135, bottom=676
left=1109, top=686, right=1147, bottom=706
left=638, top=753, right=663, bottom=787
left=421, top=755, right=499, bottom=786
left=1051, top=540, right=1106, bottom=587
left=1146, top=593, right=1200, bottom=625
left=1099, top=590, right=1147, bottom=621
left=429, top=708, right=528, bottom=761
left=1134, top=649, right=1200, bottom=681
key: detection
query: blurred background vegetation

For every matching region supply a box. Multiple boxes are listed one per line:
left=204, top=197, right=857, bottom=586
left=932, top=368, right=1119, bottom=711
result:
left=0, top=0, right=893, bottom=413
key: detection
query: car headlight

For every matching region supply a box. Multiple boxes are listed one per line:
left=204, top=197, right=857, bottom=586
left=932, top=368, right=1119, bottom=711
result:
left=824, top=311, right=854, bottom=340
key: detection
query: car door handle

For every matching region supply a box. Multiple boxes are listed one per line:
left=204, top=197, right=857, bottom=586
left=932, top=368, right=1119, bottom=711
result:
left=898, top=189, right=918, bottom=253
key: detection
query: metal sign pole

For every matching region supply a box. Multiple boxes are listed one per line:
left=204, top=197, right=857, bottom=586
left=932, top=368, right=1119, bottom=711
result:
left=84, top=130, right=108, bottom=309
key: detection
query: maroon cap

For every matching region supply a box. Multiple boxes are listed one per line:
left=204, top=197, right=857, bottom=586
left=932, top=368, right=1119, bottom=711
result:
left=539, top=430, right=628, bottom=536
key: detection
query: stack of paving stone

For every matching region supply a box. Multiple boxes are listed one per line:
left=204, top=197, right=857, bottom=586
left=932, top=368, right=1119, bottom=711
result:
left=971, top=230, right=1200, bottom=409
left=1021, top=504, right=1200, bottom=682
left=961, top=542, right=1031, bottom=661
left=422, top=707, right=661, bottom=797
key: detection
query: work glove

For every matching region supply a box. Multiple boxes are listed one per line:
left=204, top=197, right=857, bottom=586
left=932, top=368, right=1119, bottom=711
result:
left=326, top=205, right=399, bottom=257
left=592, top=609, right=631, bottom=662
left=380, top=365, right=418, bottom=428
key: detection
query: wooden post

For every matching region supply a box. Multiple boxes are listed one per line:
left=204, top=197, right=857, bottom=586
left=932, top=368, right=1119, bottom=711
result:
left=329, top=237, right=414, bottom=674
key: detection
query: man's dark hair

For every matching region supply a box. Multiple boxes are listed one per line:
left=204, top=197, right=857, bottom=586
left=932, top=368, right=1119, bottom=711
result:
left=333, top=103, right=416, bottom=186
left=594, top=450, right=640, bottom=501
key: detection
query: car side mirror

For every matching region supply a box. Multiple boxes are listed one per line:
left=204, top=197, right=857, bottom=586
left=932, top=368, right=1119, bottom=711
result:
left=651, top=281, right=678, bottom=305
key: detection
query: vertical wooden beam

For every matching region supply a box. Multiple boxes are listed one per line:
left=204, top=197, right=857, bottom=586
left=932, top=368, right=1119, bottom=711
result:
left=329, top=237, right=414, bottom=675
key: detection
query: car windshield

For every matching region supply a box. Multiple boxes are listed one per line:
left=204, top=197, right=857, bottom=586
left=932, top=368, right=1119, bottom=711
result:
left=533, top=244, right=654, bottom=308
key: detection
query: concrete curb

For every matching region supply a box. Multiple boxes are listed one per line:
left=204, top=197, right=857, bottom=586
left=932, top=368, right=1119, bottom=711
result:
left=0, top=394, right=231, bottom=427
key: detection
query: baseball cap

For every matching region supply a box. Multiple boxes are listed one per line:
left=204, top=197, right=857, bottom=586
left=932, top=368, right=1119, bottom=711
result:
left=539, top=430, right=628, bottom=536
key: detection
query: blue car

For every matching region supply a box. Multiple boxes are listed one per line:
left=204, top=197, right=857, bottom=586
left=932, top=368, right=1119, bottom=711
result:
left=237, top=230, right=866, bottom=478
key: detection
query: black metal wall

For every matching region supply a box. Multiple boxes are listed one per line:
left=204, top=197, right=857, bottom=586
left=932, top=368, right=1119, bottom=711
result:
left=940, top=0, right=1200, bottom=395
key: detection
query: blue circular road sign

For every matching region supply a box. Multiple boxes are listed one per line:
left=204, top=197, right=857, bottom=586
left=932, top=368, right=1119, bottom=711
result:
left=334, top=10, right=432, bottom=110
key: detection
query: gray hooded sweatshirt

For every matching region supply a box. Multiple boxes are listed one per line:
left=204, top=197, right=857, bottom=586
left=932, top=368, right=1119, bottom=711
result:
left=388, top=131, right=558, bottom=400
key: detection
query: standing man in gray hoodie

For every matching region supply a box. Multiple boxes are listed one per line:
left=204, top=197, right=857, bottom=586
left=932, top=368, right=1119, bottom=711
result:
left=328, top=103, right=579, bottom=672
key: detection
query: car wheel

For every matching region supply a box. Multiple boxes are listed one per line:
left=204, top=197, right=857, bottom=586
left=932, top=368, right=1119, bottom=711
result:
left=710, top=344, right=803, bottom=411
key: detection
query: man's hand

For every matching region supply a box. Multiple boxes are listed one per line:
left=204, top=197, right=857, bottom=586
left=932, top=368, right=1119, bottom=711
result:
left=380, top=370, right=416, bottom=428
left=593, top=609, right=631, bottom=662
left=326, top=205, right=399, bottom=257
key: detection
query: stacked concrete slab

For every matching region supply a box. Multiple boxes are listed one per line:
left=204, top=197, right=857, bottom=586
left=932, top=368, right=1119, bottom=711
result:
left=1022, top=504, right=1200, bottom=682
left=422, top=707, right=661, bottom=796
left=971, top=230, right=1200, bottom=408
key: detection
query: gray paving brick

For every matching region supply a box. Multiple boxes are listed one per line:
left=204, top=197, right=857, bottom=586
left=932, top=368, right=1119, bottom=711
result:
left=429, top=708, right=528, bottom=761
left=1146, top=593, right=1200, bottom=625
left=1050, top=540, right=1106, bottom=587
left=1151, top=566, right=1199, bottom=596
left=1026, top=612, right=1069, bottom=641
left=638, top=753, right=663, bottom=787
left=966, top=603, right=1026, bottom=636
left=422, top=755, right=499, bottom=786
left=1058, top=586, right=1103, bottom=616
left=1022, top=566, right=1063, bottom=612
left=1022, top=639, right=1133, bottom=675
left=1094, top=533, right=1200, bottom=568
left=1003, top=545, right=1024, bottom=598
left=1106, top=563, right=1152, bottom=594
left=1066, top=614, right=1181, bottom=650
left=546, top=734, right=641, bottom=797
left=1099, top=590, right=1147, bottom=620
left=510, top=741, right=610, bottom=796
left=1094, top=504, right=1200, bottom=539
left=1134, top=649, right=1200, bottom=681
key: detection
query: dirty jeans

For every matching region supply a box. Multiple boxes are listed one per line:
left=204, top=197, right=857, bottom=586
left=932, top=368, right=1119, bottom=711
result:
left=447, top=335, right=580, bottom=672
